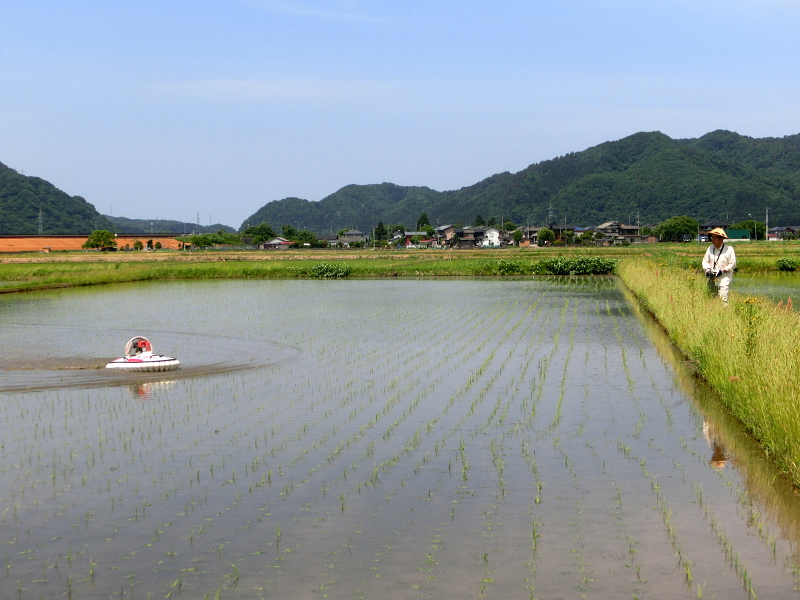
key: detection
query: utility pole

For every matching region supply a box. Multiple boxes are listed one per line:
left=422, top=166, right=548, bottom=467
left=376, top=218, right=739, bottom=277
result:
left=38, top=209, right=43, bottom=235
left=766, top=207, right=770, bottom=241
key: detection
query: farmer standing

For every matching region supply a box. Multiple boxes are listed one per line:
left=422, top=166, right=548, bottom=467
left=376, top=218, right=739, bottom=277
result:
left=702, top=227, right=736, bottom=304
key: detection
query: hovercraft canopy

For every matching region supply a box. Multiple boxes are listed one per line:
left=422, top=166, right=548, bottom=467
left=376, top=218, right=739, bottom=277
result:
left=125, top=336, right=153, bottom=357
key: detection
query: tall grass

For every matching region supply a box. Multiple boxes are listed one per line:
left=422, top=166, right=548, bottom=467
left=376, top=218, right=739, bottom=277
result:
left=618, top=258, right=800, bottom=486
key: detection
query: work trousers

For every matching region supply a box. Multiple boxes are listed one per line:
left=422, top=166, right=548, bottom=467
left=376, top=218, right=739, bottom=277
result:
left=707, top=275, right=731, bottom=304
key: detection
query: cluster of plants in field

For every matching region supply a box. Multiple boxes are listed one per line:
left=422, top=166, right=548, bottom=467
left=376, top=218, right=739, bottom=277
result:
left=178, top=230, right=247, bottom=248
left=473, top=258, right=526, bottom=275
left=531, top=256, right=618, bottom=275
left=471, top=256, right=617, bottom=276
left=310, top=262, right=351, bottom=278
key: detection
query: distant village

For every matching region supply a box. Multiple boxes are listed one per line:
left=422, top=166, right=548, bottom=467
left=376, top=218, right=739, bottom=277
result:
left=1, top=219, right=785, bottom=253
left=258, top=220, right=762, bottom=250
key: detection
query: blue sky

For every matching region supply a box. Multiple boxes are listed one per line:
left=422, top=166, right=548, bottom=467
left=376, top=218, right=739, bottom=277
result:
left=1, top=0, right=798, bottom=228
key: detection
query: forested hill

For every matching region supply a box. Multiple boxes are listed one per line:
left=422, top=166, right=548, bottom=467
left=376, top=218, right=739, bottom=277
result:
left=241, top=130, right=800, bottom=232
left=0, top=162, right=114, bottom=234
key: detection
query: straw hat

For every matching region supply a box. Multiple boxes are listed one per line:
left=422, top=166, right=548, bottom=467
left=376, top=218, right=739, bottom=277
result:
left=708, top=227, right=728, bottom=239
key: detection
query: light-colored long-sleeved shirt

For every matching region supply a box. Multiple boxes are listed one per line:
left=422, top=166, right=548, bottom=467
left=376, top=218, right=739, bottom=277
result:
left=702, top=243, right=736, bottom=278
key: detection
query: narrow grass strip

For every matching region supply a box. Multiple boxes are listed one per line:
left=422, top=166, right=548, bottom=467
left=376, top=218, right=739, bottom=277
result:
left=0, top=255, right=615, bottom=292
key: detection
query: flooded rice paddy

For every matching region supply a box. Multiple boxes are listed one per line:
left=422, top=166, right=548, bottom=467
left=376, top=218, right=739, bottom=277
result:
left=2, top=278, right=800, bottom=599
left=736, top=272, right=800, bottom=308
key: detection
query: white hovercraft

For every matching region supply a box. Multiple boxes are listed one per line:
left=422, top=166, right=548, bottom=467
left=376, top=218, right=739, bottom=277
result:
left=106, top=337, right=180, bottom=372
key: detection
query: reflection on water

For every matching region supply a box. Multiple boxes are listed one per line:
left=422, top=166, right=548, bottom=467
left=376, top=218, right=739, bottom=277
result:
left=2, top=278, right=800, bottom=599
left=129, top=379, right=177, bottom=400
left=703, top=419, right=729, bottom=469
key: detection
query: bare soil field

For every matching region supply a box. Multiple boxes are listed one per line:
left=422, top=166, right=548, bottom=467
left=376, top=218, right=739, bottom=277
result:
left=0, top=235, right=182, bottom=253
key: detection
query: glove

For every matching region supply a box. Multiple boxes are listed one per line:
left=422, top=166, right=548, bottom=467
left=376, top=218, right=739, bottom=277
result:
left=717, top=270, right=723, bottom=277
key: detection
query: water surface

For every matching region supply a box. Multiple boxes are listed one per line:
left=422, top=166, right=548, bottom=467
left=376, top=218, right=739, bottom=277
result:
left=735, top=271, right=800, bottom=308
left=1, top=278, right=798, bottom=599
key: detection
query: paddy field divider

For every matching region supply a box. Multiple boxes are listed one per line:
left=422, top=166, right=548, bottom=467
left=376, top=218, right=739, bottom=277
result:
left=617, top=258, right=800, bottom=487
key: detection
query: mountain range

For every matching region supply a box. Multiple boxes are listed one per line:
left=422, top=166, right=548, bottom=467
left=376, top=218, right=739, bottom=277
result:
left=241, top=130, right=800, bottom=232
left=3, top=130, right=800, bottom=236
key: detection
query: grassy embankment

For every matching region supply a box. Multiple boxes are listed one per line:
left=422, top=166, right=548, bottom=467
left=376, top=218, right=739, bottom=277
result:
left=1, top=242, right=798, bottom=292
left=618, top=257, right=800, bottom=486
left=0, top=247, right=622, bottom=291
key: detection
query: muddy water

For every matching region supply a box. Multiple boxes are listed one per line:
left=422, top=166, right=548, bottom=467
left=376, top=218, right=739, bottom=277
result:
left=1, top=278, right=799, bottom=599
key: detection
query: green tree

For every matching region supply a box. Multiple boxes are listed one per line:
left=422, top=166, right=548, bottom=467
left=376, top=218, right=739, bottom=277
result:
left=579, top=230, right=595, bottom=244
left=474, top=214, right=486, bottom=227
left=374, top=221, right=387, bottom=240
left=420, top=224, right=435, bottom=237
left=487, top=217, right=497, bottom=227
left=654, top=216, right=699, bottom=242
left=83, top=230, right=117, bottom=250
left=281, top=224, right=315, bottom=244
left=731, top=220, right=765, bottom=240
left=641, top=225, right=653, bottom=236
left=297, top=230, right=316, bottom=244
left=513, top=229, right=523, bottom=245
left=386, top=224, right=405, bottom=238
left=133, top=240, right=144, bottom=250
left=537, top=228, right=555, bottom=246
left=502, top=221, right=517, bottom=231
left=244, top=222, right=276, bottom=245
left=417, top=212, right=430, bottom=230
